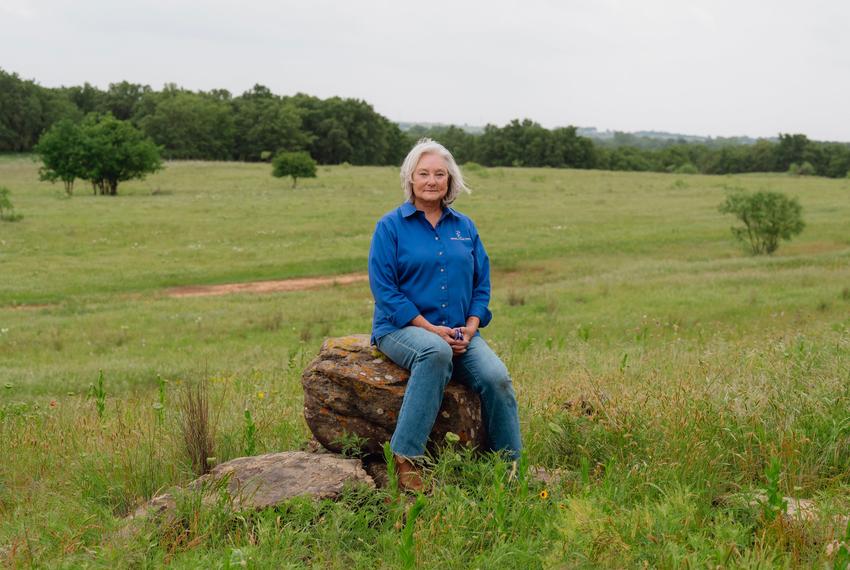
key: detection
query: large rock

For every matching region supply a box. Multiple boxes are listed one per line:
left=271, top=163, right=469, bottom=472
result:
left=125, top=451, right=374, bottom=528
left=302, top=334, right=485, bottom=455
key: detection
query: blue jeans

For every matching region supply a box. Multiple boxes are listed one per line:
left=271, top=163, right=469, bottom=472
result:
left=376, top=326, right=522, bottom=460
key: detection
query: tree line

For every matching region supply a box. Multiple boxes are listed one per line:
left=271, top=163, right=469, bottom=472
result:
left=411, top=123, right=850, bottom=178
left=3, top=68, right=850, bottom=178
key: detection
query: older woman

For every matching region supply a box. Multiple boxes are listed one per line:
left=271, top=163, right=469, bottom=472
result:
left=368, top=138, right=522, bottom=490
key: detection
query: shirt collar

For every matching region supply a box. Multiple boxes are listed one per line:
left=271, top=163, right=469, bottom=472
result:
left=400, top=202, right=459, bottom=219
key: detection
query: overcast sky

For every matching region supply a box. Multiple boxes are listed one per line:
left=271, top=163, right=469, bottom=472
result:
left=3, top=0, right=849, bottom=141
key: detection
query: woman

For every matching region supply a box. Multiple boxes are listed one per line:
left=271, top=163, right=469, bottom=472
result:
left=368, top=138, right=522, bottom=491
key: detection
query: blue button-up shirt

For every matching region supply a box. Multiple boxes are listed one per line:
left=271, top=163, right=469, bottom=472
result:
left=369, top=202, right=493, bottom=344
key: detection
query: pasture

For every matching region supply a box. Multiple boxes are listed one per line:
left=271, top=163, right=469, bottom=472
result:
left=1, top=156, right=850, bottom=567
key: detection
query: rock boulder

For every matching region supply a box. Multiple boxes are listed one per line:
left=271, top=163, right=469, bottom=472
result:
left=301, top=335, right=485, bottom=455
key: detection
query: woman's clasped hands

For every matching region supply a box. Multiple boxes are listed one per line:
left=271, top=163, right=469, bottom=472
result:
left=430, top=325, right=474, bottom=355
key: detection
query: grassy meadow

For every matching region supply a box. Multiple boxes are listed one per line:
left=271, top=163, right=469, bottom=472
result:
left=1, top=155, right=850, bottom=567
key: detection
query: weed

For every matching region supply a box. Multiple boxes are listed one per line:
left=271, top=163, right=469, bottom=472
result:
left=763, top=456, right=787, bottom=521
left=179, top=381, right=216, bottom=476
left=88, top=370, right=106, bottom=418
left=383, top=442, right=399, bottom=497
left=243, top=408, right=257, bottom=456
left=261, top=312, right=283, bottom=332
left=833, top=519, right=850, bottom=569
left=332, top=431, right=368, bottom=458
left=507, top=290, right=526, bottom=306
left=154, top=375, right=167, bottom=425
left=399, top=494, right=427, bottom=568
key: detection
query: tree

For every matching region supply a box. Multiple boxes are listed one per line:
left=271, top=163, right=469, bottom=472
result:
left=100, top=81, right=151, bottom=121
left=77, top=113, right=163, bottom=196
left=272, top=151, right=317, bottom=187
left=719, top=190, right=805, bottom=255
left=35, top=119, right=84, bottom=195
left=233, top=86, right=310, bottom=161
left=0, top=68, right=80, bottom=152
left=139, top=91, right=235, bottom=160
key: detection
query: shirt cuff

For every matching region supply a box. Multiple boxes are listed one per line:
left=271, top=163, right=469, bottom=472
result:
left=468, top=305, right=492, bottom=328
left=391, top=302, right=421, bottom=328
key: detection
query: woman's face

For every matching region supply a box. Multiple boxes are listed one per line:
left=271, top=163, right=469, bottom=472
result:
left=411, top=153, right=449, bottom=208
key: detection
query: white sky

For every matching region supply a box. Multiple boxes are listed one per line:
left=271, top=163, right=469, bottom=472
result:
left=3, top=0, right=849, bottom=141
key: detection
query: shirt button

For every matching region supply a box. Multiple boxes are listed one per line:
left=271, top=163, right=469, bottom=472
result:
left=435, top=236, right=439, bottom=240
left=441, top=285, right=446, bottom=290
left=442, top=303, right=447, bottom=308
left=440, top=268, right=445, bottom=272
left=438, top=251, right=443, bottom=256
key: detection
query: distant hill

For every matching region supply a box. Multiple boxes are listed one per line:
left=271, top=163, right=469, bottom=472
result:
left=396, top=122, right=484, bottom=135
left=397, top=121, right=775, bottom=147
left=576, top=127, right=773, bottom=147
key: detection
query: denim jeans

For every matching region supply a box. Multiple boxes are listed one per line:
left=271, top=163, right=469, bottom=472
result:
left=376, top=326, right=522, bottom=460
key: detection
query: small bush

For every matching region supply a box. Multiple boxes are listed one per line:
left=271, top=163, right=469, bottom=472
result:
left=787, top=161, right=815, bottom=176
left=719, top=189, right=805, bottom=255
left=0, top=186, right=22, bottom=222
left=675, top=162, right=699, bottom=175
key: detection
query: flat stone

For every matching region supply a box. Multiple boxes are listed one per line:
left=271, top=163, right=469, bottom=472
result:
left=122, top=451, right=374, bottom=532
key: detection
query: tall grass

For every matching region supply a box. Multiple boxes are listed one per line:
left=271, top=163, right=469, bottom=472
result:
left=2, top=158, right=849, bottom=566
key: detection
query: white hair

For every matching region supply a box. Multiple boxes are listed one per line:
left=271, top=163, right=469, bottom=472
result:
left=400, top=138, right=470, bottom=207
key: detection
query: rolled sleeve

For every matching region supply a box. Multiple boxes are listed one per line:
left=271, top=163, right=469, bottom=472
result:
left=468, top=231, right=493, bottom=328
left=368, top=220, right=420, bottom=330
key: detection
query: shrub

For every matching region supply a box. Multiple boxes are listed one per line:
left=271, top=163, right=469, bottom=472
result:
left=272, top=151, right=317, bottom=188
left=787, top=161, right=815, bottom=176
left=675, top=162, right=699, bottom=175
left=718, top=189, right=805, bottom=255
left=0, top=186, right=22, bottom=222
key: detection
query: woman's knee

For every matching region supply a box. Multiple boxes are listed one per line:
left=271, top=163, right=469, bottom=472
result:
left=476, top=361, right=514, bottom=396
left=416, top=336, right=453, bottom=366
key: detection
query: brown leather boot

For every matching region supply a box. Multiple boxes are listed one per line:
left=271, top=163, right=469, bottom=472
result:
left=395, top=455, right=424, bottom=492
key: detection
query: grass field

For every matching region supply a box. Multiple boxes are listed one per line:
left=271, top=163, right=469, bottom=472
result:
left=1, top=156, right=850, bottom=567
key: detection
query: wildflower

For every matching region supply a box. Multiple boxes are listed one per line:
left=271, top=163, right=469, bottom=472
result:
left=49, top=400, right=57, bottom=408
left=539, top=489, right=549, bottom=500
left=257, top=391, right=265, bottom=399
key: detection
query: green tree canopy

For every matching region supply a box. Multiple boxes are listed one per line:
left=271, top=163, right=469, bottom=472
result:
left=719, top=190, right=805, bottom=255
left=76, top=113, right=163, bottom=196
left=35, top=119, right=85, bottom=195
left=272, top=151, right=317, bottom=187
left=139, top=91, right=235, bottom=160
left=233, top=86, right=310, bottom=161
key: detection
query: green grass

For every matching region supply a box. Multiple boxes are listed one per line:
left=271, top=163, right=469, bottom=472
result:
left=2, top=157, right=850, bottom=567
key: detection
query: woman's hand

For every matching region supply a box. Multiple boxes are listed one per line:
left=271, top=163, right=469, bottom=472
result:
left=430, top=325, right=460, bottom=346
left=450, top=317, right=480, bottom=355
left=410, top=315, right=478, bottom=355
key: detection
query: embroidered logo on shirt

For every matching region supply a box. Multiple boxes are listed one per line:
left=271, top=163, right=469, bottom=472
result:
left=450, top=230, right=471, bottom=241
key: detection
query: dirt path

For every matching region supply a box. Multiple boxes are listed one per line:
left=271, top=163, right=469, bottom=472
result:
left=164, top=272, right=368, bottom=298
